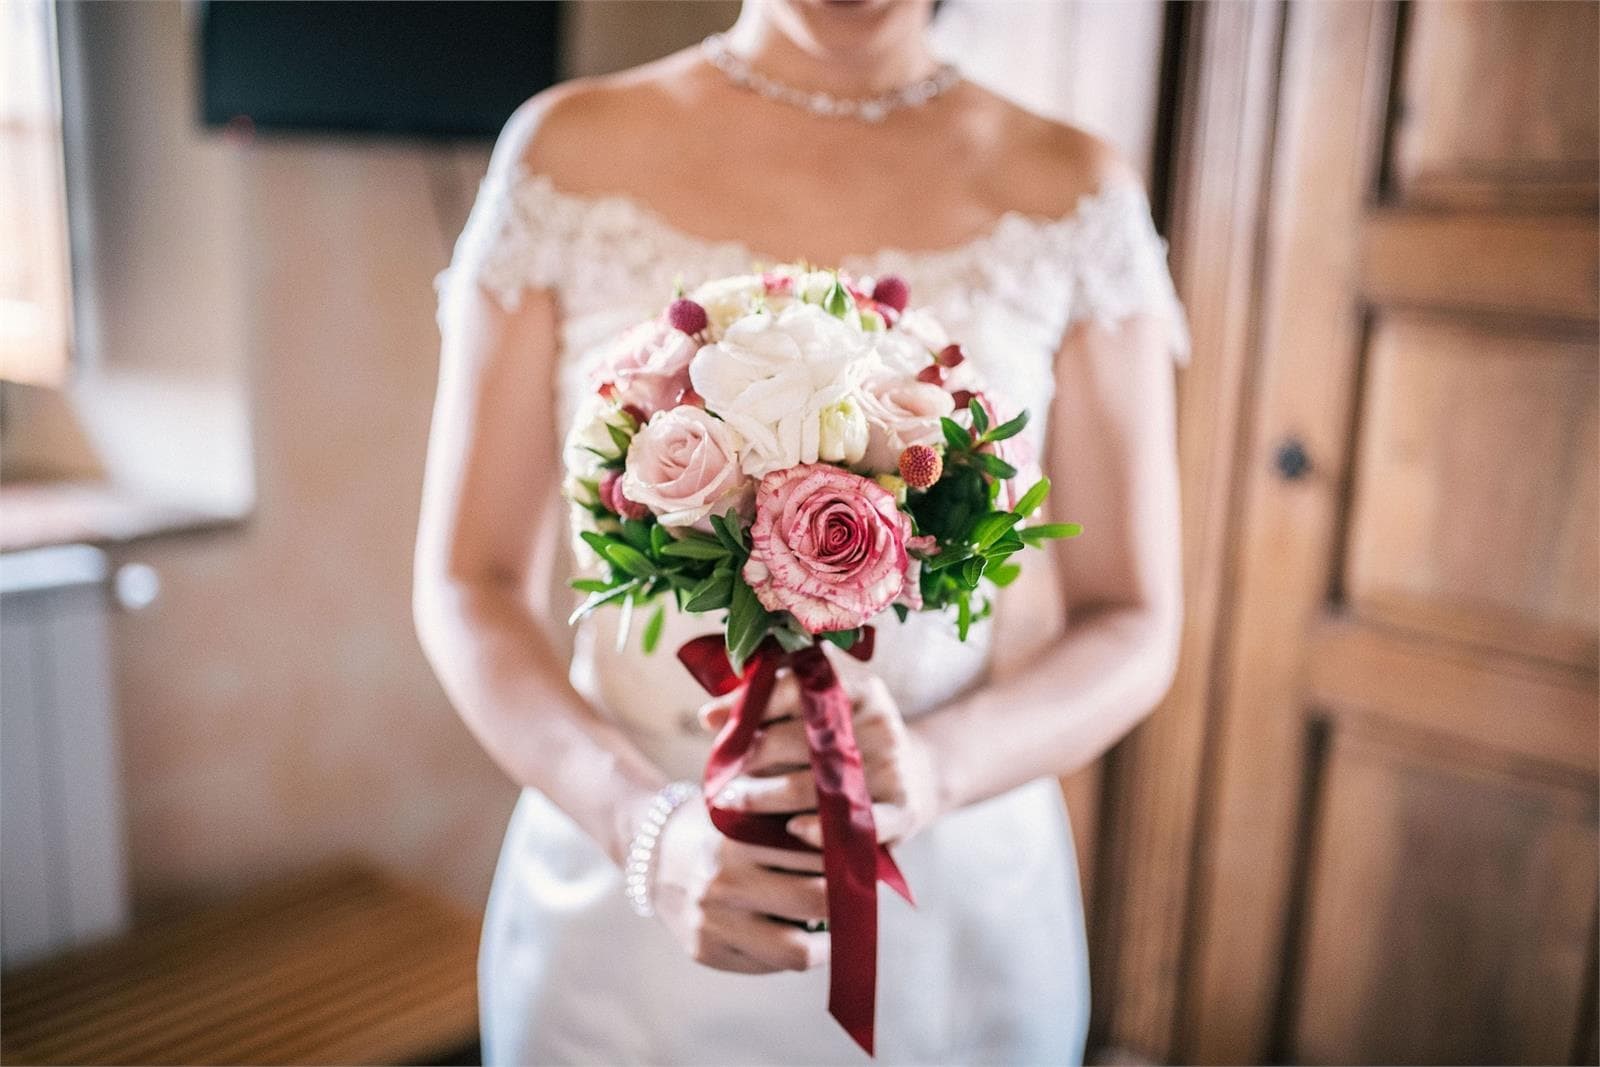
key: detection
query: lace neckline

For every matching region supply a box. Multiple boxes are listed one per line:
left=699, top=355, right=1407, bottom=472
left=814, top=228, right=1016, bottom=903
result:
left=499, top=163, right=1144, bottom=278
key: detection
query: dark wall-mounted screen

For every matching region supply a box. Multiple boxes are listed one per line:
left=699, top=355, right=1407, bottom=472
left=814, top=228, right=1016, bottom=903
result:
left=199, top=1, right=564, bottom=139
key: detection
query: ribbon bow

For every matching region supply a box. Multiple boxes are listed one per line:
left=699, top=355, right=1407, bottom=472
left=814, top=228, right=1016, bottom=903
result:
left=677, top=628, right=914, bottom=1056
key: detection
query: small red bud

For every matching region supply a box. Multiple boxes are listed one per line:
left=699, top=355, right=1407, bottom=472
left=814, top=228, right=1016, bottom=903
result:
left=599, top=469, right=649, bottom=520
left=950, top=389, right=976, bottom=410
left=916, top=364, right=945, bottom=386
left=667, top=297, right=709, bottom=336
left=620, top=404, right=649, bottom=427
left=936, top=344, right=966, bottom=368
left=871, top=275, right=910, bottom=313
left=899, top=444, right=943, bottom=490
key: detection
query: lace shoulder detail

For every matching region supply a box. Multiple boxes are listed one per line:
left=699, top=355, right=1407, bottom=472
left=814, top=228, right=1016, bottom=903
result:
left=1057, top=183, right=1190, bottom=362
left=436, top=166, right=754, bottom=320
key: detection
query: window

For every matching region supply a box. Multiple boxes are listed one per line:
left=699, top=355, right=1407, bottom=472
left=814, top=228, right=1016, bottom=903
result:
left=1, top=0, right=72, bottom=387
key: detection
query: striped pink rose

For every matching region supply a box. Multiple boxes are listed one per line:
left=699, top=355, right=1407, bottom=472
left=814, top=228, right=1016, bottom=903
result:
left=742, top=464, right=912, bottom=634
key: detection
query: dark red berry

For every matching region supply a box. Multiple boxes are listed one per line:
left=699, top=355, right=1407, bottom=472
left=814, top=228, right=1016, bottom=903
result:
left=950, top=389, right=976, bottom=409
left=917, top=364, right=945, bottom=385
left=935, top=344, right=966, bottom=368
left=667, top=298, right=709, bottom=335
left=871, top=275, right=910, bottom=313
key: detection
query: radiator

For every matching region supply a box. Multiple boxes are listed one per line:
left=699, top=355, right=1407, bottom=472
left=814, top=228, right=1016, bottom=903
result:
left=0, top=544, right=130, bottom=968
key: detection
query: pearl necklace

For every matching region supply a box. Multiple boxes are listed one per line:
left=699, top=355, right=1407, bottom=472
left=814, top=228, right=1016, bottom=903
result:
left=701, top=33, right=960, bottom=124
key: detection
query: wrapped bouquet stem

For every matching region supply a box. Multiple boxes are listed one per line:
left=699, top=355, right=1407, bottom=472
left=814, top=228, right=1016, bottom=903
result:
left=565, top=265, right=1080, bottom=1055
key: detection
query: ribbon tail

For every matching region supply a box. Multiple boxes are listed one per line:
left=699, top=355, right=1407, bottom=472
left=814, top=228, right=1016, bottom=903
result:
left=876, top=846, right=914, bottom=906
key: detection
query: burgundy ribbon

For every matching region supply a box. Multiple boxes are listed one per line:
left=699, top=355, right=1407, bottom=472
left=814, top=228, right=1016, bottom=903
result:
left=677, top=628, right=914, bottom=1056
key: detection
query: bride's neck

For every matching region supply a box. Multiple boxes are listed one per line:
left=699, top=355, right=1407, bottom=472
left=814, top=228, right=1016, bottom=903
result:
left=721, top=13, right=938, bottom=97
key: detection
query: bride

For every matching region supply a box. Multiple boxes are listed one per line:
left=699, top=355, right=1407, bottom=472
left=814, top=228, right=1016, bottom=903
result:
left=417, top=1, right=1185, bottom=1063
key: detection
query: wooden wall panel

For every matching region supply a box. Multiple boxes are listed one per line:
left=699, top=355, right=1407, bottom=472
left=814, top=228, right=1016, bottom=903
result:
left=1293, top=722, right=1598, bottom=1065
left=1389, top=0, right=1599, bottom=210
left=1344, top=314, right=1598, bottom=668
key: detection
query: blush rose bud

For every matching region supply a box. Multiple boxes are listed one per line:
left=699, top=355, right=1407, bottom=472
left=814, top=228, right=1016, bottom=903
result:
left=667, top=297, right=709, bottom=336
left=871, top=275, right=910, bottom=313
left=898, top=444, right=943, bottom=489
left=599, top=469, right=650, bottom=521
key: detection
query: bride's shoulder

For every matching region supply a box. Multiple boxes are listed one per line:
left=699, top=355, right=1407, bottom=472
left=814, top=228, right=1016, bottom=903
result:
left=483, top=53, right=706, bottom=193
left=958, top=85, right=1143, bottom=220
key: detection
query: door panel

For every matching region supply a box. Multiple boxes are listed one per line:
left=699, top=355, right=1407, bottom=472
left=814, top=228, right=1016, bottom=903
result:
left=1294, top=722, right=1598, bottom=1066
left=1185, top=2, right=1599, bottom=1063
left=1344, top=314, right=1598, bottom=668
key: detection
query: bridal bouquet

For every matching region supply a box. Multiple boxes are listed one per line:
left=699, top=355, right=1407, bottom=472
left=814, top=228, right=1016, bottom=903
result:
left=562, top=264, right=1078, bottom=1054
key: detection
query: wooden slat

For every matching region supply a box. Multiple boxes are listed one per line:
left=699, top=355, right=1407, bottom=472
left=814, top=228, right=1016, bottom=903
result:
left=1307, top=617, right=1597, bottom=776
left=0, top=865, right=479, bottom=1066
left=1361, top=211, right=1600, bottom=321
left=1184, top=5, right=1398, bottom=1062
left=1092, top=1, right=1285, bottom=1059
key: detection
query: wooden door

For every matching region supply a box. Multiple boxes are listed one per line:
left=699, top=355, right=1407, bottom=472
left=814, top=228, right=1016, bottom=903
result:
left=1184, top=3, right=1599, bottom=1064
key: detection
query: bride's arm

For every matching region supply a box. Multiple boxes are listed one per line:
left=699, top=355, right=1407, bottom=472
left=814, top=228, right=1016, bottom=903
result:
left=912, top=311, right=1183, bottom=817
left=413, top=257, right=670, bottom=868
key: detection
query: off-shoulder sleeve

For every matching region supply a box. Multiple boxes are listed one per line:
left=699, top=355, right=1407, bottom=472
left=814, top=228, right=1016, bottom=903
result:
left=435, top=166, right=568, bottom=316
left=1062, top=184, right=1191, bottom=364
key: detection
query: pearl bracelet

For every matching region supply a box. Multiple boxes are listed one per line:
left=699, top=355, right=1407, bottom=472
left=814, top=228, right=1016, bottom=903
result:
left=624, top=780, right=698, bottom=918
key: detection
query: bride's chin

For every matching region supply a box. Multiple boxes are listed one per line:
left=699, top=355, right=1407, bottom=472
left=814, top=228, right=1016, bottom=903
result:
left=770, top=0, right=934, bottom=54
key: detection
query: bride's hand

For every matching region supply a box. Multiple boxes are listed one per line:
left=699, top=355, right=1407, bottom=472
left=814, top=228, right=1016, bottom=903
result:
left=650, top=797, right=831, bottom=975
left=700, top=670, right=942, bottom=848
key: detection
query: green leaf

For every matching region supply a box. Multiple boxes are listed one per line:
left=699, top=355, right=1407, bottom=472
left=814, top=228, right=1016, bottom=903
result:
left=1014, top=477, right=1050, bottom=519
left=773, top=623, right=815, bottom=653
left=981, top=410, right=1029, bottom=444
left=606, top=422, right=634, bottom=458
left=926, top=546, right=975, bottom=571
left=620, top=519, right=652, bottom=553
left=660, top=536, right=728, bottom=561
left=570, top=577, right=612, bottom=594
left=967, top=397, right=989, bottom=435
left=820, top=628, right=859, bottom=652
left=988, top=529, right=1025, bottom=555
left=725, top=576, right=771, bottom=673
left=601, top=541, right=656, bottom=579
left=986, top=561, right=1022, bottom=587
left=684, top=573, right=734, bottom=612
left=640, top=604, right=666, bottom=654
left=649, top=523, right=670, bottom=556
left=823, top=273, right=852, bottom=319
left=1020, top=522, right=1084, bottom=544
left=961, top=555, right=986, bottom=588
left=941, top=417, right=972, bottom=452
left=567, top=579, right=640, bottom=625
left=892, top=603, right=910, bottom=623
left=709, top=511, right=745, bottom=555
left=978, top=453, right=1018, bottom=480
left=972, top=511, right=1022, bottom=551
left=579, top=530, right=615, bottom=556
left=957, top=594, right=972, bottom=641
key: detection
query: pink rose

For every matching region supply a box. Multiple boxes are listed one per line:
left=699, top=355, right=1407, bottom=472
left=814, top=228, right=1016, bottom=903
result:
left=743, top=464, right=914, bottom=634
left=622, top=406, right=751, bottom=528
left=598, top=321, right=697, bottom=416
left=857, top=371, right=955, bottom=472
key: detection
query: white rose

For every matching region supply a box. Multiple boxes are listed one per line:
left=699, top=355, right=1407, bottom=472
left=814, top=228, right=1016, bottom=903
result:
left=870, top=329, right=936, bottom=375
left=856, top=369, right=956, bottom=472
left=818, top=396, right=868, bottom=465
left=691, top=274, right=790, bottom=339
left=895, top=307, right=950, bottom=354
left=690, top=303, right=869, bottom=477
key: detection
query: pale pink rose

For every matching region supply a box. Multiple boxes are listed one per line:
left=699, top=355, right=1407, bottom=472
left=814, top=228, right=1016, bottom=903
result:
left=742, top=464, right=914, bottom=634
left=597, top=321, right=697, bottom=416
left=622, top=406, right=751, bottom=528
left=857, top=371, right=956, bottom=472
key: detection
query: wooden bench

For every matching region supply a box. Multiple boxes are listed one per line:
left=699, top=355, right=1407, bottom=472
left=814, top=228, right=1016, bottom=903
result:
left=0, top=865, right=480, bottom=1065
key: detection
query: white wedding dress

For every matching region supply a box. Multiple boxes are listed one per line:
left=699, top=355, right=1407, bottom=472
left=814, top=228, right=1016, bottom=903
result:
left=437, top=164, right=1187, bottom=1067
